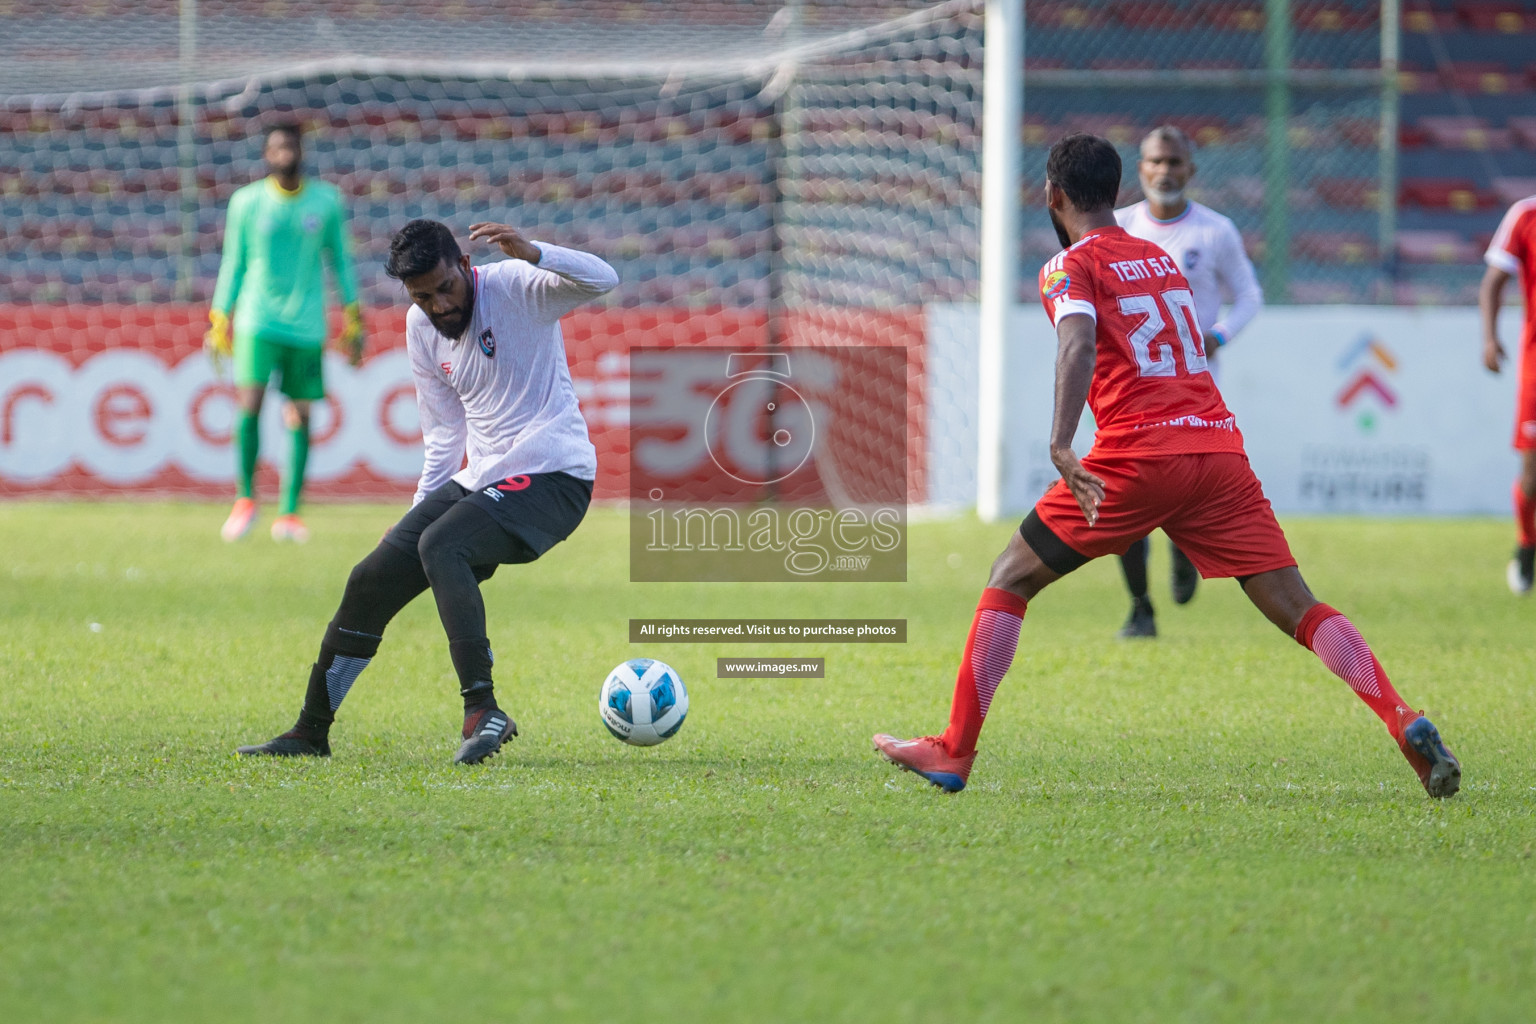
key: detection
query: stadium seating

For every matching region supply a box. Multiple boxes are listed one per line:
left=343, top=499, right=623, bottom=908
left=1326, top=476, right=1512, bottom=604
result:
left=1314, top=177, right=1380, bottom=210
left=1395, top=229, right=1483, bottom=264
left=1453, top=2, right=1533, bottom=33
left=1417, top=116, right=1514, bottom=150
left=1296, top=230, right=1378, bottom=264
left=1490, top=176, right=1536, bottom=204
left=1438, top=62, right=1525, bottom=95
left=1505, top=117, right=1536, bottom=149
left=1403, top=3, right=1462, bottom=34
left=4, top=0, right=1532, bottom=307
left=1009, top=0, right=1519, bottom=301
left=1399, top=178, right=1497, bottom=211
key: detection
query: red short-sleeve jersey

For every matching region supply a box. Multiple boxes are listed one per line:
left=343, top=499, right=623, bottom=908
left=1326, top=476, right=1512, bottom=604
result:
left=1038, top=225, right=1245, bottom=457
left=1485, top=196, right=1536, bottom=353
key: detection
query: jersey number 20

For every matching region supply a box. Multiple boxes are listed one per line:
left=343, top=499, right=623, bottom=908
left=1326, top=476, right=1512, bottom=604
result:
left=1118, top=288, right=1208, bottom=378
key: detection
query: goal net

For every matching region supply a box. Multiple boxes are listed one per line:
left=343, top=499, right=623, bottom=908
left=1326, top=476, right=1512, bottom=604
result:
left=0, top=0, right=981, bottom=519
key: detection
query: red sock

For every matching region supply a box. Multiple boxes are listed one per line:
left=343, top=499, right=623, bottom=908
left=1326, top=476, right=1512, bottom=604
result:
left=1514, top=481, right=1536, bottom=548
left=939, top=587, right=1027, bottom=757
left=1294, top=603, right=1408, bottom=732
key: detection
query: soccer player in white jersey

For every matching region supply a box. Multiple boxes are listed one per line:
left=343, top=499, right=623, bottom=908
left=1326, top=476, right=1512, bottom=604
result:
left=1111, top=125, right=1264, bottom=638
left=237, top=219, right=618, bottom=764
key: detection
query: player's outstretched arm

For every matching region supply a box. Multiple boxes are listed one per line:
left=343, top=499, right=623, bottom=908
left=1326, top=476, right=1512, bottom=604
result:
left=1479, top=265, right=1512, bottom=374
left=471, top=221, right=620, bottom=322
left=468, top=221, right=542, bottom=263
left=1049, top=313, right=1105, bottom=525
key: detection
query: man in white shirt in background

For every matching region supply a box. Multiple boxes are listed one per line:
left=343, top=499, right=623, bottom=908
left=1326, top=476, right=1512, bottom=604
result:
left=1113, top=125, right=1264, bottom=638
left=238, top=218, right=618, bottom=764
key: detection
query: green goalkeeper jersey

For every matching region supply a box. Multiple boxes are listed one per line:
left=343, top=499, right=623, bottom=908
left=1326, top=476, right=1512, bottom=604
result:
left=211, top=177, right=359, bottom=347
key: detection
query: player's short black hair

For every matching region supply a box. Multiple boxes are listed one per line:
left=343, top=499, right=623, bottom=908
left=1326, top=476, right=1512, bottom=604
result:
left=1046, top=133, right=1122, bottom=213
left=265, top=122, right=303, bottom=146
left=386, top=219, right=463, bottom=280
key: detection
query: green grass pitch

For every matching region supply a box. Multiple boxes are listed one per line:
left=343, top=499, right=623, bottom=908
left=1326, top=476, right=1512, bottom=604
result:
left=1, top=503, right=1532, bottom=1023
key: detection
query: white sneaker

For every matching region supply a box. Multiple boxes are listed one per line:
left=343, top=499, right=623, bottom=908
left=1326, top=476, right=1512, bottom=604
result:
left=1507, top=556, right=1532, bottom=595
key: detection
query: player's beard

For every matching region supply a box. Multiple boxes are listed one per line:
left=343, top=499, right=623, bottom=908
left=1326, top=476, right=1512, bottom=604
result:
left=1049, top=208, right=1072, bottom=250
left=429, top=267, right=476, bottom=340
left=1144, top=184, right=1184, bottom=206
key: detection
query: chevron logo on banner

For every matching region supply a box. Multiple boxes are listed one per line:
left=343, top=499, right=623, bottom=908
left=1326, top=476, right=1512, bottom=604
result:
left=1335, top=333, right=1398, bottom=433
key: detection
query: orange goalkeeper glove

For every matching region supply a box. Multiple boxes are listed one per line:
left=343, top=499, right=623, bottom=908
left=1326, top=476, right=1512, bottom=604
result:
left=339, top=302, right=365, bottom=366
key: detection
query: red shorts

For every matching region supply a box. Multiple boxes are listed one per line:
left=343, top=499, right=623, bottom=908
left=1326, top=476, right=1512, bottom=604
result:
left=1515, top=359, right=1536, bottom=449
left=1025, top=451, right=1297, bottom=580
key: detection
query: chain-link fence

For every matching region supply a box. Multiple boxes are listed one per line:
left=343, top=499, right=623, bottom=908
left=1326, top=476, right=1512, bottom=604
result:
left=1025, top=2, right=1387, bottom=305
left=1, top=1, right=1519, bottom=310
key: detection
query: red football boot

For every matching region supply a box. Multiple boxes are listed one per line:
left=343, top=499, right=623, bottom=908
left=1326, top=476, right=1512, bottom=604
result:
left=873, top=733, right=976, bottom=793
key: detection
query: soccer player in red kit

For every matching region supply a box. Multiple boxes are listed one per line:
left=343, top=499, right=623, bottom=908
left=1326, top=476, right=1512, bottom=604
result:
left=874, top=133, right=1460, bottom=798
left=1480, top=192, right=1536, bottom=593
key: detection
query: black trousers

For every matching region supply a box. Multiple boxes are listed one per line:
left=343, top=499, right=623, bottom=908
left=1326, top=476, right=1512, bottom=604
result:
left=333, top=472, right=593, bottom=649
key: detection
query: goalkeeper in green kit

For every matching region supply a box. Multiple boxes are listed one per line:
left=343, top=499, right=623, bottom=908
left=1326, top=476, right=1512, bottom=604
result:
left=206, top=123, right=363, bottom=543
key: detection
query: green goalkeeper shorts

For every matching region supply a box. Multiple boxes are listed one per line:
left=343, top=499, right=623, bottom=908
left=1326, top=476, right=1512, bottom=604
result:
left=233, top=333, right=326, bottom=401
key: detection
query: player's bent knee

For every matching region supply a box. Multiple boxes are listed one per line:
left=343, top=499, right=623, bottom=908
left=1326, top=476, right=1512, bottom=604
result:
left=987, top=526, right=1066, bottom=601
left=416, top=522, right=469, bottom=579
left=345, top=542, right=417, bottom=597
left=344, top=552, right=393, bottom=598
left=989, top=511, right=1078, bottom=598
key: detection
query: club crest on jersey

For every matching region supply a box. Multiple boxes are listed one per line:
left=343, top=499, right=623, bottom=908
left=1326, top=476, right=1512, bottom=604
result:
left=1042, top=269, right=1071, bottom=300
left=302, top=213, right=320, bottom=233
left=1184, top=248, right=1200, bottom=271
left=477, top=328, right=496, bottom=358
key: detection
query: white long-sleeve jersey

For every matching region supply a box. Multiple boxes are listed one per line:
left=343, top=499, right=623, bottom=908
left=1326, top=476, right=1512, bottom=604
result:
left=1115, top=200, right=1263, bottom=347
left=407, top=242, right=618, bottom=504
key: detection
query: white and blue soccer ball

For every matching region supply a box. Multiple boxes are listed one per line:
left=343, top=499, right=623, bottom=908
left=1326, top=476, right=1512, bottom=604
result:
left=599, top=658, right=688, bottom=747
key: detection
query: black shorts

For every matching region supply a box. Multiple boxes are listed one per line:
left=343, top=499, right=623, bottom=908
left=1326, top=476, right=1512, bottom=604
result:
left=385, top=471, right=593, bottom=567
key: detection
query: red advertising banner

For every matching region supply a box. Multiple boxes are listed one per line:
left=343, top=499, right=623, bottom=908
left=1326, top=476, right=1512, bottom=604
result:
left=0, top=304, right=926, bottom=502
